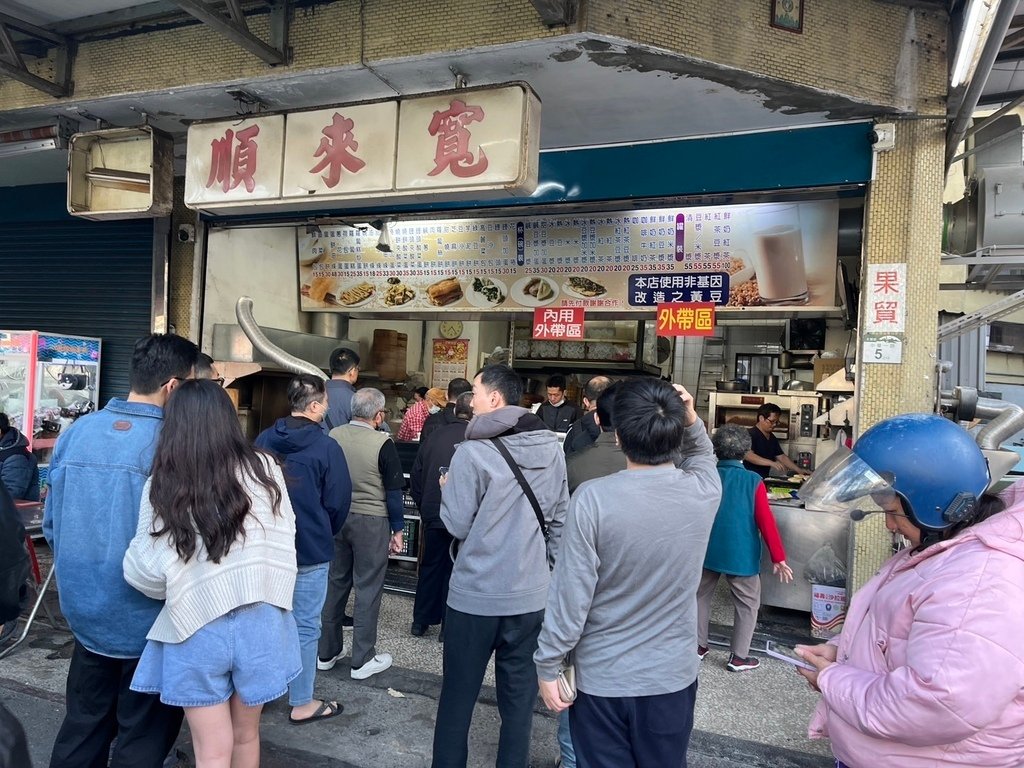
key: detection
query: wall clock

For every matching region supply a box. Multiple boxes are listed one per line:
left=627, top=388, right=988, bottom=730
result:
left=439, top=320, right=464, bottom=339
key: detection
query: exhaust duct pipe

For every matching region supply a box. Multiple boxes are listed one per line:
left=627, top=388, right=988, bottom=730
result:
left=235, top=296, right=327, bottom=381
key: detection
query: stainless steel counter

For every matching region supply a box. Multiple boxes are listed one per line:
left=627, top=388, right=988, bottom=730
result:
left=758, top=500, right=850, bottom=612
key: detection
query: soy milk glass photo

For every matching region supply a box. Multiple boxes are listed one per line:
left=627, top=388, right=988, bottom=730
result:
left=750, top=204, right=809, bottom=305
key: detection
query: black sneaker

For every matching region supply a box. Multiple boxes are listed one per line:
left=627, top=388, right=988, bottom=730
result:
left=727, top=654, right=760, bottom=672
left=697, top=645, right=709, bottom=661
left=410, top=623, right=427, bottom=637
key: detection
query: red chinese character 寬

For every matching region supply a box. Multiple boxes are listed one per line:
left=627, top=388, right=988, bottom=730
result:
left=427, top=98, right=489, bottom=178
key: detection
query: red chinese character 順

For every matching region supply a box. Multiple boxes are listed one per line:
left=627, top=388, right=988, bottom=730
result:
left=309, top=113, right=366, bottom=188
left=206, top=124, right=261, bottom=194
left=427, top=98, right=489, bottom=178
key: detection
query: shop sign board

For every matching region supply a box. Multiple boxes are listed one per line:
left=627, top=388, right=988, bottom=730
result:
left=184, top=83, right=540, bottom=209
left=656, top=303, right=716, bottom=337
left=532, top=308, right=585, bottom=339
left=396, top=86, right=537, bottom=193
left=297, top=200, right=839, bottom=314
left=184, top=115, right=285, bottom=206
left=281, top=103, right=398, bottom=198
left=863, top=264, right=906, bottom=333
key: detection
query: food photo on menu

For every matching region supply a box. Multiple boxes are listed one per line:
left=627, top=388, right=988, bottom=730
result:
left=427, top=277, right=463, bottom=306
left=295, top=201, right=838, bottom=314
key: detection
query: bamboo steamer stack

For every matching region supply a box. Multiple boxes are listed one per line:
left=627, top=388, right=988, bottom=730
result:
left=372, top=329, right=408, bottom=381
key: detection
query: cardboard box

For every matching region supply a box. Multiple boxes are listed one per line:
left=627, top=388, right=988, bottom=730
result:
left=813, top=358, right=845, bottom=386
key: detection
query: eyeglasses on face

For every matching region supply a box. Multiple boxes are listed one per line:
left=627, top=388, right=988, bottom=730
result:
left=161, top=375, right=188, bottom=388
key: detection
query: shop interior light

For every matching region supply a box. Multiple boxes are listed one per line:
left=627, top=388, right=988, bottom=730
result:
left=84, top=167, right=151, bottom=192
left=951, top=0, right=1001, bottom=89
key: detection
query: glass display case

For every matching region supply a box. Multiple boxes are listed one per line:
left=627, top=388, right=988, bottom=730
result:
left=510, top=319, right=665, bottom=374
left=0, top=330, right=101, bottom=467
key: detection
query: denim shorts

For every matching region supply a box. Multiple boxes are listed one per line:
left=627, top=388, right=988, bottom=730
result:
left=131, top=602, right=301, bottom=708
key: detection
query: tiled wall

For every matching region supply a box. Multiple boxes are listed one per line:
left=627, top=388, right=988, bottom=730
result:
left=851, top=118, right=946, bottom=588
left=2, top=0, right=943, bottom=115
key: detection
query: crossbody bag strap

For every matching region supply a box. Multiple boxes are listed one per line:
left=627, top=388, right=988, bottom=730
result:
left=489, top=437, right=547, bottom=537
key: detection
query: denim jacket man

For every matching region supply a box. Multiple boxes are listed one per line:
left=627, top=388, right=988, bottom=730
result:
left=43, top=333, right=197, bottom=768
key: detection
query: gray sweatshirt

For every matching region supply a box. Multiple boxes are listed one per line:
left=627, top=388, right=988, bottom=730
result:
left=441, top=406, right=569, bottom=616
left=534, top=421, right=721, bottom=697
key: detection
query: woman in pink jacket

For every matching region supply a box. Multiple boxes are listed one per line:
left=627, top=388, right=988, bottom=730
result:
left=796, top=413, right=1024, bottom=768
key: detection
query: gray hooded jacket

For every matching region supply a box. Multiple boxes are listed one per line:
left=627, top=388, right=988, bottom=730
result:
left=441, top=406, right=569, bottom=616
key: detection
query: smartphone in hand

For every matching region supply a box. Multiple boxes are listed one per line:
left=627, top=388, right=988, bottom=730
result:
left=765, top=643, right=815, bottom=671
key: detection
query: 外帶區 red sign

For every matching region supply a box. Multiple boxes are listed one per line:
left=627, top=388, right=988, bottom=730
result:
left=533, top=308, right=585, bottom=339
left=656, top=302, right=715, bottom=336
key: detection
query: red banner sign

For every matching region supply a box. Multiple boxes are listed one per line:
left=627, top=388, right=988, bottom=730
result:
left=656, top=302, right=715, bottom=336
left=533, top=307, right=585, bottom=339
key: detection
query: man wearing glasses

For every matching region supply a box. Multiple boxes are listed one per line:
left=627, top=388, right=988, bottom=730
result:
left=318, top=388, right=405, bottom=681
left=742, top=403, right=803, bottom=479
left=194, top=353, right=223, bottom=384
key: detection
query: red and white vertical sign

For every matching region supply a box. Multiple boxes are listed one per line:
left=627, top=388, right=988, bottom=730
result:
left=533, top=308, right=585, bottom=339
left=864, top=264, right=906, bottom=333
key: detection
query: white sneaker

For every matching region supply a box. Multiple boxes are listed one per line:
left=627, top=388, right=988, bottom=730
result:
left=351, top=652, right=392, bottom=680
left=317, top=651, right=345, bottom=671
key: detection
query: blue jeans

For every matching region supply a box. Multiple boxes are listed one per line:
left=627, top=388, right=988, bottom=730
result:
left=288, top=562, right=330, bottom=707
left=558, top=709, right=576, bottom=767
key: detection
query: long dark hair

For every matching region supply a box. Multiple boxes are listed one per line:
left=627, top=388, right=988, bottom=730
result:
left=149, top=379, right=282, bottom=563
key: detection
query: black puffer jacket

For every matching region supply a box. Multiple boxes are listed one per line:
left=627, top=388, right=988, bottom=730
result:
left=410, top=419, right=468, bottom=529
left=0, top=484, right=29, bottom=628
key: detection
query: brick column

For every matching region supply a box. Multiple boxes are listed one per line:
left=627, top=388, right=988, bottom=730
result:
left=850, top=117, right=946, bottom=588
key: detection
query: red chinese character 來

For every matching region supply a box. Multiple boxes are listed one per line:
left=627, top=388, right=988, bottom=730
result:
left=427, top=98, right=489, bottom=178
left=309, top=113, right=366, bottom=188
left=206, top=124, right=261, bottom=194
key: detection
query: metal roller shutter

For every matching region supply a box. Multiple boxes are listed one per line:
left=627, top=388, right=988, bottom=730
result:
left=0, top=185, right=153, bottom=404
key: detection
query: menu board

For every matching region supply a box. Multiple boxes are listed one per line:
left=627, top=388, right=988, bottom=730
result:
left=297, top=200, right=839, bottom=313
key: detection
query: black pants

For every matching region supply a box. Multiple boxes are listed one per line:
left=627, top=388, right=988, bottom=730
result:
left=412, top=527, right=454, bottom=627
left=432, top=607, right=544, bottom=768
left=570, top=681, right=698, bottom=768
left=49, top=640, right=183, bottom=768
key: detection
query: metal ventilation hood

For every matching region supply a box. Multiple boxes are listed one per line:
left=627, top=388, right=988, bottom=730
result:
left=211, top=300, right=358, bottom=374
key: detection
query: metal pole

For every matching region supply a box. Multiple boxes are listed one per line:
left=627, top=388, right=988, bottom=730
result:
left=946, top=0, right=1019, bottom=169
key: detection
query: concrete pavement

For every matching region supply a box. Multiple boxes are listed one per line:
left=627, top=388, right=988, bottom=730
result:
left=0, top=566, right=835, bottom=767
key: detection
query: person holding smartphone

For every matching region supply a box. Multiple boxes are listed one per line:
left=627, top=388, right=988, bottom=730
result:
left=534, top=379, right=721, bottom=768
left=795, top=413, right=1024, bottom=768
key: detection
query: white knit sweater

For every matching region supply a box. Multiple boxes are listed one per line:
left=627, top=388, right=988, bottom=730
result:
left=123, top=456, right=297, bottom=643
